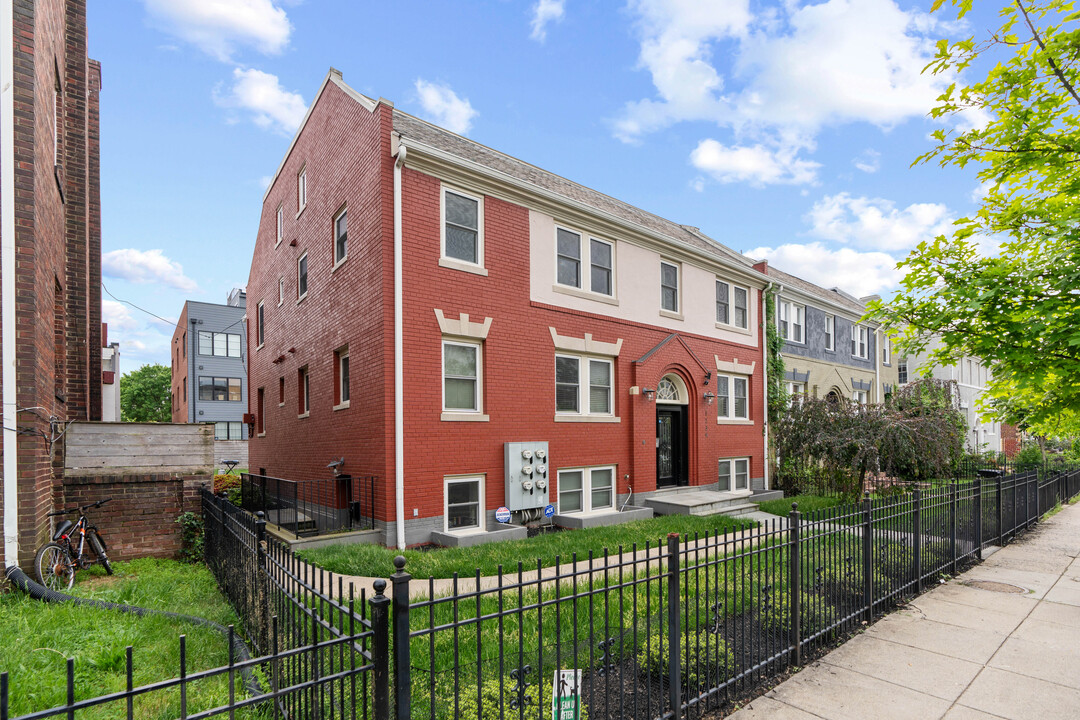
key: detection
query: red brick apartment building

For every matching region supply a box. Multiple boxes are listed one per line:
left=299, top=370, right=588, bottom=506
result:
left=247, top=70, right=771, bottom=548
left=1, top=0, right=103, bottom=568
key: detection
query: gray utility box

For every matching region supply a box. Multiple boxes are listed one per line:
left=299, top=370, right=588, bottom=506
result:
left=504, top=442, right=551, bottom=511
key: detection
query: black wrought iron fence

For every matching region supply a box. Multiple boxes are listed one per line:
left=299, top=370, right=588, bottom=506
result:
left=6, top=471, right=1080, bottom=720
left=240, top=472, right=377, bottom=537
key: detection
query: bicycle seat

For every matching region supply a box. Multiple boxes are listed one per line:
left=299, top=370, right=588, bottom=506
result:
left=52, top=519, right=74, bottom=541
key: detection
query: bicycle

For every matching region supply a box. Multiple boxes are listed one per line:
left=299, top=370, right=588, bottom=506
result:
left=34, top=498, right=114, bottom=591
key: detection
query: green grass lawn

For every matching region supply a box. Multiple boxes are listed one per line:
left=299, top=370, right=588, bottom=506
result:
left=756, top=494, right=842, bottom=517
left=0, top=558, right=258, bottom=720
left=300, top=513, right=757, bottom=579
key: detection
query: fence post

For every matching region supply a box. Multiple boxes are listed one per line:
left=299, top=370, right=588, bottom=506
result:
left=997, top=473, right=1004, bottom=545
left=666, top=532, right=682, bottom=719
left=391, top=556, right=412, bottom=720
left=913, top=489, right=922, bottom=595
left=862, top=492, right=873, bottom=623
left=950, top=483, right=958, bottom=575
left=789, top=503, right=802, bottom=667
left=370, top=579, right=391, bottom=720
left=975, top=476, right=983, bottom=560
left=254, top=511, right=269, bottom=652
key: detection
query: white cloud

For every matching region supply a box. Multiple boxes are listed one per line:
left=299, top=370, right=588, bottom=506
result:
left=143, top=0, right=291, bottom=62
left=853, top=149, right=881, bottom=174
left=530, top=0, right=565, bottom=42
left=414, top=79, right=477, bottom=135
left=691, top=139, right=820, bottom=186
left=749, top=242, right=903, bottom=298
left=103, top=249, right=199, bottom=292
left=215, top=68, right=307, bottom=134
left=805, top=193, right=955, bottom=252
left=102, top=300, right=139, bottom=332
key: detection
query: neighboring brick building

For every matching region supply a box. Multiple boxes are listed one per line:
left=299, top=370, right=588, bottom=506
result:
left=247, top=70, right=773, bottom=547
left=1, top=0, right=103, bottom=568
left=170, top=289, right=249, bottom=442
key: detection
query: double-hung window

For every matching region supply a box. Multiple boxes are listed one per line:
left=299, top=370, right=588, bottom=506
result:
left=898, top=360, right=908, bottom=385
left=853, top=389, right=869, bottom=405
left=786, top=381, right=806, bottom=407
left=660, top=261, right=679, bottom=313
left=851, top=324, right=869, bottom=359
left=297, top=252, right=308, bottom=300
left=558, top=466, right=615, bottom=514
left=334, top=208, right=347, bottom=265
left=717, top=374, right=749, bottom=420
left=716, top=280, right=749, bottom=329
left=555, top=228, right=614, bottom=297
left=445, top=476, right=483, bottom=532
left=442, top=187, right=483, bottom=267
left=443, top=340, right=481, bottom=412
left=882, top=335, right=891, bottom=365
left=335, top=346, right=350, bottom=406
left=824, top=314, right=835, bottom=351
left=718, top=458, right=750, bottom=492
left=778, top=300, right=804, bottom=343
left=555, top=355, right=613, bottom=416
left=256, top=301, right=265, bottom=347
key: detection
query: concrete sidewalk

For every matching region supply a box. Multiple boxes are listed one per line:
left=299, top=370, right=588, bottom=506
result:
left=726, top=502, right=1080, bottom=720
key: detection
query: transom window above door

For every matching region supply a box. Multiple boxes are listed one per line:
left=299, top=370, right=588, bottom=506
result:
left=655, top=374, right=688, bottom=405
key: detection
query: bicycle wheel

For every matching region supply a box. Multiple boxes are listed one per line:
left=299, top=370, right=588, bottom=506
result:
left=35, top=542, right=75, bottom=591
left=88, top=532, right=113, bottom=575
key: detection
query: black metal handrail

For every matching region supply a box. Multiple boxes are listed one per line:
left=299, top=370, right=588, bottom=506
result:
left=240, top=472, right=377, bottom=537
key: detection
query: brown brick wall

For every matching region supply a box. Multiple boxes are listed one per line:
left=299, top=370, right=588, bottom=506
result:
left=60, top=473, right=210, bottom=560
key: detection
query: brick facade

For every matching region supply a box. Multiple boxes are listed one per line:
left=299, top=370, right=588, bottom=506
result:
left=247, top=73, right=768, bottom=546
left=1, top=0, right=102, bottom=568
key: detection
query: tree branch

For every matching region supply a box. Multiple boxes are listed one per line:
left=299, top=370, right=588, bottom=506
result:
left=1016, top=0, right=1080, bottom=107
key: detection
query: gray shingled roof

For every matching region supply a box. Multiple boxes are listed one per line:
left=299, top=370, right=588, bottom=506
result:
left=765, top=265, right=867, bottom=316
left=392, top=109, right=755, bottom=271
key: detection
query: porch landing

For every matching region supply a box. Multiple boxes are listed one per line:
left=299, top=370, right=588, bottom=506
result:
left=644, top=489, right=771, bottom=518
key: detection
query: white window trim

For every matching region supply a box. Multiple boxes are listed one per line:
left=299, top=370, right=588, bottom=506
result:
left=297, top=251, right=309, bottom=303
left=715, top=279, right=750, bottom=331
left=334, top=346, right=350, bottom=411
left=255, top=301, right=265, bottom=349
left=778, top=299, right=805, bottom=345
left=440, top=184, right=485, bottom=272
left=824, top=314, right=835, bottom=352
left=882, top=334, right=891, bottom=365
left=444, top=475, right=485, bottom=534
left=276, top=204, right=284, bottom=247
left=716, top=373, right=751, bottom=424
left=660, top=259, right=681, bottom=317
left=554, top=353, right=616, bottom=420
left=296, top=165, right=307, bottom=217
left=557, top=466, right=616, bottom=516
left=442, top=339, right=485, bottom=418
left=718, top=458, right=751, bottom=493
left=278, top=277, right=285, bottom=307
left=333, top=206, right=348, bottom=269
left=298, top=365, right=310, bottom=418
left=851, top=324, right=869, bottom=360
left=553, top=225, right=616, bottom=300
left=786, top=381, right=806, bottom=407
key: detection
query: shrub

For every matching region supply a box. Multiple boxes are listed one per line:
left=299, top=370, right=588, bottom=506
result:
left=760, top=591, right=838, bottom=638
left=213, top=474, right=240, bottom=494
left=636, top=630, right=733, bottom=691
left=451, top=674, right=588, bottom=720
left=1015, top=444, right=1044, bottom=470
left=176, top=511, right=204, bottom=563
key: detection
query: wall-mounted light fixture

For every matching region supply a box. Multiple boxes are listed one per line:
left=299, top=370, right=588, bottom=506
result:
left=642, top=387, right=656, bottom=402
left=703, top=370, right=712, bottom=387
left=703, top=391, right=716, bottom=405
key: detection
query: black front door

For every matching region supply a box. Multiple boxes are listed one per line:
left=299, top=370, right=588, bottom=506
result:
left=656, top=407, right=687, bottom=487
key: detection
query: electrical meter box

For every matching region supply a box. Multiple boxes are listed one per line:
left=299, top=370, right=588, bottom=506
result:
left=504, top=442, right=550, bottom=511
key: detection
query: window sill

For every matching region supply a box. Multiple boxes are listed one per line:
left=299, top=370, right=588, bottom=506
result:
left=298, top=411, right=310, bottom=419
left=255, top=343, right=264, bottom=352
left=257, top=432, right=266, bottom=438
left=333, top=401, right=350, bottom=411
left=441, top=412, right=490, bottom=422
left=331, top=257, right=347, bottom=273
left=444, top=526, right=486, bottom=537
left=439, top=257, right=488, bottom=276
left=659, top=309, right=683, bottom=321
left=295, top=205, right=306, bottom=220
left=275, top=238, right=282, bottom=248
left=554, top=415, right=621, bottom=423
left=717, top=418, right=754, bottom=426
left=296, top=294, right=308, bottom=306
left=715, top=322, right=752, bottom=335
left=278, top=402, right=285, bottom=408
left=552, top=284, right=619, bottom=306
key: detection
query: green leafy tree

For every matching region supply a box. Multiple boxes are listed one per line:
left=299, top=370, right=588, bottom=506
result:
left=867, top=0, right=1080, bottom=436
left=119, top=363, right=172, bottom=422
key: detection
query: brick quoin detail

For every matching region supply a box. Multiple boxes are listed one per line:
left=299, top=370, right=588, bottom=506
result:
left=247, top=77, right=767, bottom=544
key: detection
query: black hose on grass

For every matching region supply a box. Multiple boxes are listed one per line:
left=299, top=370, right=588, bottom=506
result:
left=4, top=565, right=265, bottom=700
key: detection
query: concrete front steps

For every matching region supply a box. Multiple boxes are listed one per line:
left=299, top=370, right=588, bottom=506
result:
left=644, top=488, right=784, bottom=518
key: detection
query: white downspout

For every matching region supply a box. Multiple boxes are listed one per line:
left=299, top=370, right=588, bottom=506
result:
left=393, top=142, right=407, bottom=550
left=875, top=329, right=882, bottom=402
left=2, top=0, right=20, bottom=567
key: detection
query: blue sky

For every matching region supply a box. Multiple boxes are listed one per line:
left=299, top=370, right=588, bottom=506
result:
left=91, top=0, right=998, bottom=370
